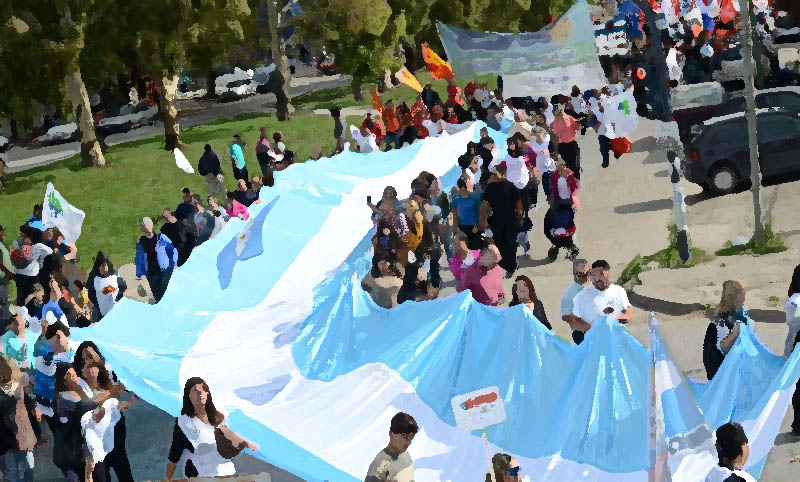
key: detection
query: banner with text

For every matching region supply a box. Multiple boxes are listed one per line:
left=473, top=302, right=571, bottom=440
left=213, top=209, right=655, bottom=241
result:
left=436, top=0, right=606, bottom=99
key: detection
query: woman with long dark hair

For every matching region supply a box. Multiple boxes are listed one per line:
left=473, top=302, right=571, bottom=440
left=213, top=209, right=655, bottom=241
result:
left=485, top=452, right=522, bottom=482
left=92, top=255, right=127, bottom=320
left=52, top=362, right=123, bottom=482
left=74, top=342, right=135, bottom=482
left=166, top=377, right=257, bottom=479
left=509, top=275, right=552, bottom=330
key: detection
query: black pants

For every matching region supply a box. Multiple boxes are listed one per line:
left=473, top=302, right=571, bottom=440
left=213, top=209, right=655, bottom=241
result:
left=541, top=170, right=553, bottom=203
left=232, top=165, right=249, bottom=186
left=599, top=135, right=611, bottom=167
left=490, top=223, right=518, bottom=274
left=459, top=225, right=484, bottom=251
left=399, top=126, right=417, bottom=146
left=15, top=273, right=38, bottom=306
left=256, top=152, right=271, bottom=177
left=572, top=330, right=585, bottom=345
left=559, top=141, right=581, bottom=179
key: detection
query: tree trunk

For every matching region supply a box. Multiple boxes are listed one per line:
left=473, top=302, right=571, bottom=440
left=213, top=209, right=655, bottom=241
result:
left=64, top=67, right=106, bottom=167
left=160, top=74, right=182, bottom=151
left=738, top=0, right=764, bottom=244
left=633, top=0, right=671, bottom=122
left=206, top=69, right=219, bottom=99
left=351, top=78, right=364, bottom=101
left=267, top=0, right=293, bottom=121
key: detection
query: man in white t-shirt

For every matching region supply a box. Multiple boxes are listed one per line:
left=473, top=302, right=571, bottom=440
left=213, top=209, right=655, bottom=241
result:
left=570, top=259, right=634, bottom=344
left=704, top=423, right=756, bottom=482
left=365, top=412, right=417, bottom=482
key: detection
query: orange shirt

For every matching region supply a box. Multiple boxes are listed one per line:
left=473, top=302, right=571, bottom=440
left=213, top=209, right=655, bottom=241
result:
left=552, top=114, right=580, bottom=144
left=383, top=107, right=400, bottom=133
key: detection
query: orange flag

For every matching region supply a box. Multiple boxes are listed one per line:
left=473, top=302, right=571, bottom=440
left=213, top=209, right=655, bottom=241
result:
left=371, top=88, right=383, bottom=114
left=396, top=66, right=423, bottom=92
left=421, top=42, right=454, bottom=80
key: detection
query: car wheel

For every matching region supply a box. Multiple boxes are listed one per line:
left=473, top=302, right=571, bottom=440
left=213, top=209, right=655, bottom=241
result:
left=708, top=164, right=739, bottom=195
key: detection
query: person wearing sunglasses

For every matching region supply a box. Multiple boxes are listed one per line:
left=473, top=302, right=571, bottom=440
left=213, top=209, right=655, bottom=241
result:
left=486, top=453, right=522, bottom=481
left=561, top=259, right=589, bottom=339
left=364, top=412, right=418, bottom=482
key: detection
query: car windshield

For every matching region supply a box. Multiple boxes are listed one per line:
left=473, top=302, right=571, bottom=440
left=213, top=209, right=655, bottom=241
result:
left=717, top=98, right=745, bottom=116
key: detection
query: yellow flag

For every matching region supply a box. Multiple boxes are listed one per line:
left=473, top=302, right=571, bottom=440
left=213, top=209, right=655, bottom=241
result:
left=395, top=66, right=423, bottom=92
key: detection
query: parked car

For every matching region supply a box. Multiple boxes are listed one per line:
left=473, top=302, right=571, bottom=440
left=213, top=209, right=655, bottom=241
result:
left=684, top=109, right=800, bottom=194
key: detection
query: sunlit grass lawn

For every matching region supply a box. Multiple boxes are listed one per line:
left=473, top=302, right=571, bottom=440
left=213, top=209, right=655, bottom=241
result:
left=1, top=112, right=361, bottom=278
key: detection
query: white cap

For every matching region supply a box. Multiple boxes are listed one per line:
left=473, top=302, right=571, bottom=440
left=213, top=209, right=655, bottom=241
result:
left=10, top=305, right=30, bottom=320
left=45, top=311, right=58, bottom=324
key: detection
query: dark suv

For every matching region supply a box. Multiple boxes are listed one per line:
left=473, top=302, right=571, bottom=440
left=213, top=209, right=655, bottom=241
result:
left=684, top=109, right=800, bottom=194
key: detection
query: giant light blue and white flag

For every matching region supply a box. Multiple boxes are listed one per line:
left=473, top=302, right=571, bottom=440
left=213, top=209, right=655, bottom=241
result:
left=69, top=122, right=800, bottom=482
left=42, top=182, right=86, bottom=243
left=217, top=195, right=280, bottom=289
left=437, top=0, right=607, bottom=99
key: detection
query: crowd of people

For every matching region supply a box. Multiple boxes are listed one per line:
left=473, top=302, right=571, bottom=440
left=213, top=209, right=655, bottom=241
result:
left=2, top=12, right=800, bottom=476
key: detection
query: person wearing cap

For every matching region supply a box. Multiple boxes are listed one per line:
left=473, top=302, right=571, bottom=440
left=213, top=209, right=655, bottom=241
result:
left=0, top=224, right=14, bottom=320
left=2, top=306, right=38, bottom=370
left=197, top=144, right=226, bottom=199
left=31, top=319, right=75, bottom=424
left=704, top=422, right=755, bottom=482
left=229, top=133, right=249, bottom=184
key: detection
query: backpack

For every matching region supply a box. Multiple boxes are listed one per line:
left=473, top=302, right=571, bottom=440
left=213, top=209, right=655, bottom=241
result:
left=10, top=244, right=33, bottom=270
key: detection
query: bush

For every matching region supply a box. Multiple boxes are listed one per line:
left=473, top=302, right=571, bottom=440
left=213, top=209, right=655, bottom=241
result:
left=714, top=224, right=787, bottom=257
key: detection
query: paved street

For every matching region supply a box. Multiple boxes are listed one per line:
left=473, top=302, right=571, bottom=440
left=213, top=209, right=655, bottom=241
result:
left=26, top=117, right=800, bottom=481
left=4, top=73, right=351, bottom=174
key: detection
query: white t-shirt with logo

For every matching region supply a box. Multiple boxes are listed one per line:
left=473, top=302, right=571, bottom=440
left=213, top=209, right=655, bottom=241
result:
left=93, top=275, right=120, bottom=317
left=572, top=284, right=630, bottom=326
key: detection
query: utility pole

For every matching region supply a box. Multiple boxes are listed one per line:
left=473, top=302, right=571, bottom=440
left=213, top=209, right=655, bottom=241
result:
left=737, top=0, right=764, bottom=244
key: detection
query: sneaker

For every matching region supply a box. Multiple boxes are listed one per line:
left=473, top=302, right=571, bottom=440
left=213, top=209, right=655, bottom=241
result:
left=523, top=239, right=531, bottom=256
left=505, top=270, right=514, bottom=279
left=566, top=246, right=580, bottom=261
left=601, top=162, right=609, bottom=168
left=547, top=246, right=559, bottom=262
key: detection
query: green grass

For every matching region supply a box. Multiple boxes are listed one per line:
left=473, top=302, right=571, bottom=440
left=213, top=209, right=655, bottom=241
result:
left=714, top=224, right=788, bottom=257
left=618, top=224, right=713, bottom=286
left=1, top=112, right=360, bottom=275
left=292, top=70, right=499, bottom=110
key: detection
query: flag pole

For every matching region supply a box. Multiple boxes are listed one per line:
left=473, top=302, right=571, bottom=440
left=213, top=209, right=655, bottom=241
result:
left=481, top=428, right=497, bottom=482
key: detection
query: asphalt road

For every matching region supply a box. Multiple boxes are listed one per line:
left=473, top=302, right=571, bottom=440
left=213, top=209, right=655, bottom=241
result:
left=4, top=73, right=351, bottom=174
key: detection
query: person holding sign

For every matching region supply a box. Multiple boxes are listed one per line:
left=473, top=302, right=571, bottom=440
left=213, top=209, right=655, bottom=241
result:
left=364, top=412, right=417, bottom=482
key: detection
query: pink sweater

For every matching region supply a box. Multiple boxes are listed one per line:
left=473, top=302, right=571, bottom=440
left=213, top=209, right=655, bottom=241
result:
left=449, top=250, right=482, bottom=284
left=457, top=262, right=505, bottom=306
left=226, top=200, right=250, bottom=220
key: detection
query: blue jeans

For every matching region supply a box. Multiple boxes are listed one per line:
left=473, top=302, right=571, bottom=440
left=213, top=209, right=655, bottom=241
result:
left=4, top=451, right=34, bottom=482
left=384, top=131, right=400, bottom=151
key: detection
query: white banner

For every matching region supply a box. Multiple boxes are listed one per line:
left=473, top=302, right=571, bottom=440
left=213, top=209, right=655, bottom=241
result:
left=42, top=182, right=86, bottom=244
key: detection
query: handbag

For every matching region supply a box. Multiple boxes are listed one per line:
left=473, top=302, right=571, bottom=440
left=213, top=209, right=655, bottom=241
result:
left=214, top=425, right=247, bottom=459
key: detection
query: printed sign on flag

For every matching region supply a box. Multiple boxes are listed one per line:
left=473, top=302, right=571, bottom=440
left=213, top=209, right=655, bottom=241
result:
left=451, top=386, right=506, bottom=432
left=42, top=182, right=86, bottom=244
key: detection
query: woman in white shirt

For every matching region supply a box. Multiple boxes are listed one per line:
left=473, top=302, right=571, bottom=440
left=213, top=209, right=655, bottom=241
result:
left=166, top=377, right=258, bottom=479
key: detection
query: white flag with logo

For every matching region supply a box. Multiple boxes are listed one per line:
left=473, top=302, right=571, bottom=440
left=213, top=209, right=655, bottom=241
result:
left=42, top=182, right=86, bottom=243
left=605, top=88, right=639, bottom=138
left=174, top=148, right=194, bottom=174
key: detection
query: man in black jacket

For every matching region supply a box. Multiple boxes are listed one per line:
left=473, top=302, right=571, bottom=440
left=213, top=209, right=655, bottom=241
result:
left=197, top=144, right=226, bottom=199
left=421, top=83, right=441, bottom=111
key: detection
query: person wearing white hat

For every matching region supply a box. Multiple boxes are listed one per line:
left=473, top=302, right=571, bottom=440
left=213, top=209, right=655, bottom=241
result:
left=31, top=318, right=75, bottom=422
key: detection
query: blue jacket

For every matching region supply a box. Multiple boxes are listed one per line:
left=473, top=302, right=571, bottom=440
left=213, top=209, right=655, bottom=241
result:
left=136, top=233, right=178, bottom=278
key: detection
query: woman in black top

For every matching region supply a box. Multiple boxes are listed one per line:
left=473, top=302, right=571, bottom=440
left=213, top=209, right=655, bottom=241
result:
left=703, top=280, right=749, bottom=380
left=74, top=342, right=135, bottom=482
left=52, top=362, right=122, bottom=482
left=510, top=275, right=552, bottom=330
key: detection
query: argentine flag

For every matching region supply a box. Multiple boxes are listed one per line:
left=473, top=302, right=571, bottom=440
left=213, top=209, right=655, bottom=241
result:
left=217, top=195, right=280, bottom=289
